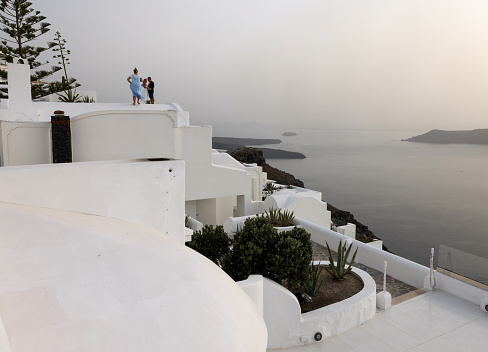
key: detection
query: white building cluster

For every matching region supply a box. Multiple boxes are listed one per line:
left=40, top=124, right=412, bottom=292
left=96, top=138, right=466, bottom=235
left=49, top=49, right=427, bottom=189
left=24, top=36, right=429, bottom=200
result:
left=0, top=62, right=486, bottom=352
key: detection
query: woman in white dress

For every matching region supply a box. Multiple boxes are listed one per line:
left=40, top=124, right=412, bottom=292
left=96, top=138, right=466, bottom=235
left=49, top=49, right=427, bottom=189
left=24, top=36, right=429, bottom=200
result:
left=142, top=78, right=149, bottom=102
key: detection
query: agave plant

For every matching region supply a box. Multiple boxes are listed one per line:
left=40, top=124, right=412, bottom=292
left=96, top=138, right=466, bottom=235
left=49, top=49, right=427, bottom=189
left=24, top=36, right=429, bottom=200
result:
left=325, top=240, right=358, bottom=280
left=304, top=261, right=324, bottom=297
left=57, top=88, right=83, bottom=102
left=278, top=209, right=295, bottom=227
left=264, top=207, right=281, bottom=226
left=82, top=95, right=96, bottom=103
left=263, top=182, right=277, bottom=196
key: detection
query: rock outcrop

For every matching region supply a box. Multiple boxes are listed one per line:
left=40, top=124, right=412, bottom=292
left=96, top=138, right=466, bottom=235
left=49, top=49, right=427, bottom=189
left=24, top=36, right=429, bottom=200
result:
left=327, top=204, right=388, bottom=250
left=231, top=147, right=304, bottom=187
left=402, top=129, right=488, bottom=144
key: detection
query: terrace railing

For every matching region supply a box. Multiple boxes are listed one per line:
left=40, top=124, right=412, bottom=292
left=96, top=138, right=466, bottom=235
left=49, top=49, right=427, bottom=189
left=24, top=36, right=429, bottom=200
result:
left=437, top=244, right=488, bottom=291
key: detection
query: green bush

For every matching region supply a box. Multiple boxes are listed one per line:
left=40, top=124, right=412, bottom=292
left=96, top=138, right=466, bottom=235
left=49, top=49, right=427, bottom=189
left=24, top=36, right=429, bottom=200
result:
left=186, top=225, right=230, bottom=265
left=221, top=216, right=312, bottom=288
left=270, top=226, right=313, bottom=288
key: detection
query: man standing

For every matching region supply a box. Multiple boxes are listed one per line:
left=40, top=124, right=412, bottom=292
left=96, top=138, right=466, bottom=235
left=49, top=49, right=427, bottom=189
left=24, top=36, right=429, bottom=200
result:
left=147, top=77, right=155, bottom=104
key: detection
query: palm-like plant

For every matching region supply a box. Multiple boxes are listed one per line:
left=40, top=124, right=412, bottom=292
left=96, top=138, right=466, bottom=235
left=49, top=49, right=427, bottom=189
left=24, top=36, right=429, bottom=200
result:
left=325, top=240, right=358, bottom=280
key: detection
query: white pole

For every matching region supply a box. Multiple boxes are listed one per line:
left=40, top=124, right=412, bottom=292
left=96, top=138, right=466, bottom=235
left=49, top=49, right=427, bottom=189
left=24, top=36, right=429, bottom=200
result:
left=383, top=260, right=387, bottom=293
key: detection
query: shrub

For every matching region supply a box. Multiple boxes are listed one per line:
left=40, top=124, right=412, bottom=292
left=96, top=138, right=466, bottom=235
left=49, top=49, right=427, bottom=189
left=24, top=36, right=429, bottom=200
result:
left=221, top=216, right=277, bottom=281
left=221, top=216, right=312, bottom=288
left=186, top=225, right=230, bottom=265
left=325, top=240, right=358, bottom=280
left=269, top=226, right=313, bottom=288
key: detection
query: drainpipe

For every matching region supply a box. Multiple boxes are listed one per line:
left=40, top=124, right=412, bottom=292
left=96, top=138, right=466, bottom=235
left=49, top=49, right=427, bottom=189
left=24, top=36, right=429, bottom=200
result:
left=51, top=110, right=72, bottom=163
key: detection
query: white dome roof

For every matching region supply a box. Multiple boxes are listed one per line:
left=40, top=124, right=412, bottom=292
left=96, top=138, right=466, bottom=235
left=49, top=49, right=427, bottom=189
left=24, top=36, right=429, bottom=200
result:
left=0, top=202, right=267, bottom=352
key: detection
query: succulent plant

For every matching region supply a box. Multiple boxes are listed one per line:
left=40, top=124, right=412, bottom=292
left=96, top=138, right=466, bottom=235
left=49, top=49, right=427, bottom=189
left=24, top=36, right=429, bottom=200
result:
left=325, top=240, right=358, bottom=280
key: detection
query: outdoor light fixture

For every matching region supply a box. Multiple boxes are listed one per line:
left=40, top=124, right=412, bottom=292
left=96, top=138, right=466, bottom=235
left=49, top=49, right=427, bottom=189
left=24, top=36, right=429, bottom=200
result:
left=314, top=332, right=322, bottom=341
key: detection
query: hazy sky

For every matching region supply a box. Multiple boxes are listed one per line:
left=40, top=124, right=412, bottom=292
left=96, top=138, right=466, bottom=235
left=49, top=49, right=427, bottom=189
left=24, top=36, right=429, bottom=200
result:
left=34, top=0, right=488, bottom=131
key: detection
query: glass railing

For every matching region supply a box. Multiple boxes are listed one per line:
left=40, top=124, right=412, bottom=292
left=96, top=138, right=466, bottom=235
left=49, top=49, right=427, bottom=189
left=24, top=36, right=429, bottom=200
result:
left=437, top=244, right=488, bottom=289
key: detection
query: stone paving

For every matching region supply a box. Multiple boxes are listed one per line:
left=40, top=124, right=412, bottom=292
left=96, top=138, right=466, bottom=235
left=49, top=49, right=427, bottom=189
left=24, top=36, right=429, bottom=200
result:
left=312, top=242, right=426, bottom=304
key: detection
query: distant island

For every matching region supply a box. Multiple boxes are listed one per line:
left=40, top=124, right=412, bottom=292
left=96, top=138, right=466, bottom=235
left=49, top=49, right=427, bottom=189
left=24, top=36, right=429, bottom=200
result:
left=402, top=129, right=488, bottom=145
left=282, top=132, right=297, bottom=136
left=212, top=137, right=306, bottom=159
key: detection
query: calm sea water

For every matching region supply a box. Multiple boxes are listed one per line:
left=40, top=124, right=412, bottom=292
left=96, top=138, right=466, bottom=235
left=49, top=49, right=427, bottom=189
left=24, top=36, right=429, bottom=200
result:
left=213, top=126, right=488, bottom=267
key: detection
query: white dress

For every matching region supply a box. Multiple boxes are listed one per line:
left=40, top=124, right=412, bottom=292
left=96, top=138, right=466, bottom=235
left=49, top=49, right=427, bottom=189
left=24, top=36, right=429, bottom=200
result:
left=142, top=85, right=149, bottom=101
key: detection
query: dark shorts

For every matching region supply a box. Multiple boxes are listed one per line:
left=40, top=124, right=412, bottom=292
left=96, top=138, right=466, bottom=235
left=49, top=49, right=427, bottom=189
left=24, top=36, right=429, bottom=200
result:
left=148, top=91, right=154, bottom=98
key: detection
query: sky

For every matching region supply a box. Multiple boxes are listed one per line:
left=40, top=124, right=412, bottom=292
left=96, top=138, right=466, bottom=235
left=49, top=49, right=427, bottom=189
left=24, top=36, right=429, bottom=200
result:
left=32, top=0, right=488, bottom=131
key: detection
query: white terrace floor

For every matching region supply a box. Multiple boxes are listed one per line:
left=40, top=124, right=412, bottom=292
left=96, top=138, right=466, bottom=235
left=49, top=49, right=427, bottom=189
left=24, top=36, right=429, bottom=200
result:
left=284, top=290, right=488, bottom=352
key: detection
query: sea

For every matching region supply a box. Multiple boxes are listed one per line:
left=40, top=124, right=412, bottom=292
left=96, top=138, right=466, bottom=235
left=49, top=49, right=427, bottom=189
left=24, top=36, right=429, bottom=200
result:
left=212, top=125, right=488, bottom=269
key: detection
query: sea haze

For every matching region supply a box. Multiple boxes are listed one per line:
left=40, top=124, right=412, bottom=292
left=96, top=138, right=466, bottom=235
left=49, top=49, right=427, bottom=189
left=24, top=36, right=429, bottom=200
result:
left=213, top=125, right=488, bottom=267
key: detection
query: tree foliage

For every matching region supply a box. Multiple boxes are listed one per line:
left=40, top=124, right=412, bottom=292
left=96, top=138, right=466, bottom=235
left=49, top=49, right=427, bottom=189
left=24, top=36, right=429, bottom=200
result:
left=186, top=225, right=231, bottom=265
left=0, top=0, right=72, bottom=99
left=49, top=30, right=79, bottom=93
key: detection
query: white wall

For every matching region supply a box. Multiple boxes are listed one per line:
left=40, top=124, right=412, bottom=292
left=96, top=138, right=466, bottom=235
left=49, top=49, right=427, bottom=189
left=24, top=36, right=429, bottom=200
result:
left=216, top=196, right=237, bottom=225
left=0, top=121, right=51, bottom=166
left=337, top=223, right=356, bottom=239
left=262, top=266, right=376, bottom=350
left=71, top=111, right=176, bottom=161
left=0, top=62, right=37, bottom=122
left=0, top=159, right=186, bottom=243
left=196, top=198, right=217, bottom=226
left=287, top=197, right=331, bottom=229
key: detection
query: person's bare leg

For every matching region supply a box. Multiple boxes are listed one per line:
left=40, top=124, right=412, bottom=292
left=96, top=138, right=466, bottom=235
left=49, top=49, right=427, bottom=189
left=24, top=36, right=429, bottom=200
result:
left=133, top=96, right=136, bottom=105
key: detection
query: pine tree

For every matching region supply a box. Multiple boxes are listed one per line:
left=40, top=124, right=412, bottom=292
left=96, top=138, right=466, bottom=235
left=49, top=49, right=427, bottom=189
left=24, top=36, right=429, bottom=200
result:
left=0, top=0, right=68, bottom=99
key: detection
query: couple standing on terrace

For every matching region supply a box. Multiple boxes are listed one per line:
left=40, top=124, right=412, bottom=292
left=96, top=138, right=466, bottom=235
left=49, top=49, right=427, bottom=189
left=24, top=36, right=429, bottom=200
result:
left=127, top=68, right=155, bottom=105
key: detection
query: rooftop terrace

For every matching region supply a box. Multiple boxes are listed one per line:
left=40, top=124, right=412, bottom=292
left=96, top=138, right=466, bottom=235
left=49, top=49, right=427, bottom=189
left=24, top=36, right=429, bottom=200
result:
left=286, top=289, right=488, bottom=352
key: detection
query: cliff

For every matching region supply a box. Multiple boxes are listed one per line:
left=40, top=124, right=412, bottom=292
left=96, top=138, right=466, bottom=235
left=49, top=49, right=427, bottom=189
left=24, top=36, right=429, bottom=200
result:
left=213, top=137, right=306, bottom=159
left=403, top=129, right=488, bottom=144
left=231, top=147, right=305, bottom=187
left=230, top=147, right=385, bottom=248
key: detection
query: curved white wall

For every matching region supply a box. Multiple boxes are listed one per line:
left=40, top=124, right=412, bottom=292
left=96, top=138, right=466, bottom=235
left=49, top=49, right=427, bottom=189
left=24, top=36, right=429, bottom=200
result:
left=71, top=111, right=176, bottom=162
left=0, top=202, right=268, bottom=352
left=263, top=266, right=376, bottom=350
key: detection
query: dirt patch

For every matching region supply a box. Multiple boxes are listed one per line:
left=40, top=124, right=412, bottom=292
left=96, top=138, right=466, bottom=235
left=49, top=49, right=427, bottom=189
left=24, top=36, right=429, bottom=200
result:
left=292, top=268, right=364, bottom=313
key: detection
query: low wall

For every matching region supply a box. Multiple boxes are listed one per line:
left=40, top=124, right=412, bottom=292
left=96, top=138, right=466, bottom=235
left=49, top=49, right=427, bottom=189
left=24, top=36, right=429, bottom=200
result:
left=263, top=265, right=376, bottom=350
left=294, top=218, right=430, bottom=288
left=237, top=275, right=264, bottom=316
left=424, top=272, right=488, bottom=307
left=0, top=159, right=186, bottom=243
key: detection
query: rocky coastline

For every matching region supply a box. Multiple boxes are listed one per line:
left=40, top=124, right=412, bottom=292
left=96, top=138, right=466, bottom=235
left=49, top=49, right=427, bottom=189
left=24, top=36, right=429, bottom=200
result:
left=212, top=137, right=306, bottom=159
left=403, top=128, right=488, bottom=144
left=230, top=147, right=385, bottom=248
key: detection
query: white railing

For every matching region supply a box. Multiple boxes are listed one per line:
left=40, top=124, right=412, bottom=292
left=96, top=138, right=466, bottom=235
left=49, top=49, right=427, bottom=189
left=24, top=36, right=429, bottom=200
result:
left=294, top=217, right=430, bottom=288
